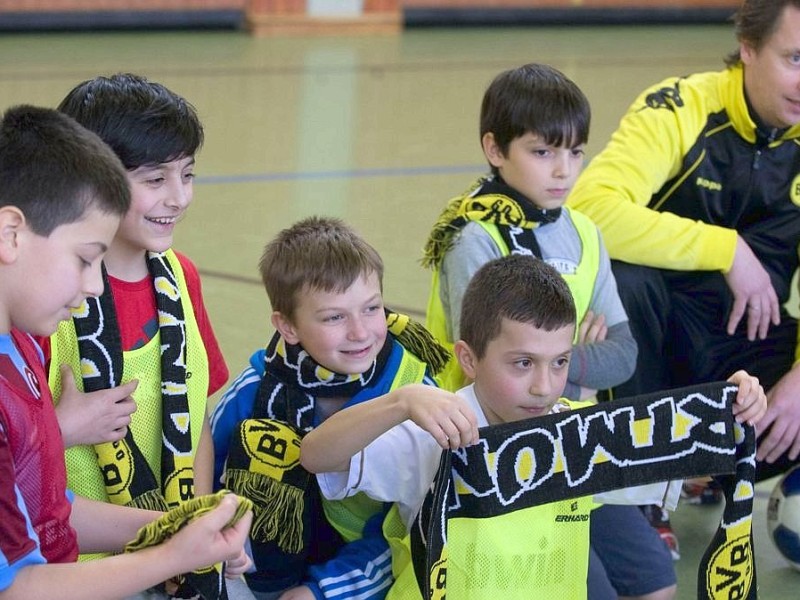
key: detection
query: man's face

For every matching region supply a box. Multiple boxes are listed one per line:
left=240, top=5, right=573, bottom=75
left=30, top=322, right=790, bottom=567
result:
left=741, top=5, right=800, bottom=129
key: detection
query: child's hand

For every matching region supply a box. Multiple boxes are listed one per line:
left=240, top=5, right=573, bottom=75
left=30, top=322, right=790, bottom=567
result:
left=55, top=364, right=138, bottom=447
left=576, top=310, right=607, bottom=346
left=405, top=385, right=479, bottom=450
left=168, top=494, right=253, bottom=574
left=728, top=370, right=766, bottom=426
left=224, top=546, right=253, bottom=578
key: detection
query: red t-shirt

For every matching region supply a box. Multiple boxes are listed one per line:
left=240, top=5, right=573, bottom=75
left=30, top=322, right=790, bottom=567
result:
left=38, top=251, right=228, bottom=395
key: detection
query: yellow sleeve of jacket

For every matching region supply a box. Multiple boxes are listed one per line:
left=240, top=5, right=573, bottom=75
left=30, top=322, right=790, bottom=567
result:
left=568, top=69, right=738, bottom=272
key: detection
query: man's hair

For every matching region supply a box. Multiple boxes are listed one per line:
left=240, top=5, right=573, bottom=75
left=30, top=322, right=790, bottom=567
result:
left=58, top=73, right=203, bottom=170
left=0, top=105, right=130, bottom=236
left=260, top=216, right=384, bottom=320
left=460, top=254, right=576, bottom=359
left=724, top=0, right=800, bottom=66
left=480, top=63, right=590, bottom=175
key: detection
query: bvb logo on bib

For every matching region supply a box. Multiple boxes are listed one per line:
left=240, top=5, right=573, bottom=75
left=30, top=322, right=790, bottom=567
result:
left=791, top=173, right=800, bottom=206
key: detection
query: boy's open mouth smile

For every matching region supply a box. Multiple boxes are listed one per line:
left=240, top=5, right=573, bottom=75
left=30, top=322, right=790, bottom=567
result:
left=146, top=216, right=177, bottom=225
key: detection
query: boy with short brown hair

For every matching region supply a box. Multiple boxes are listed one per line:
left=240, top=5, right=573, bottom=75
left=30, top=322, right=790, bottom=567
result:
left=211, top=216, right=451, bottom=600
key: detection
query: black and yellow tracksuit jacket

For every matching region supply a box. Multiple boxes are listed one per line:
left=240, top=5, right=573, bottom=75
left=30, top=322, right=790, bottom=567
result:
left=569, top=64, right=800, bottom=355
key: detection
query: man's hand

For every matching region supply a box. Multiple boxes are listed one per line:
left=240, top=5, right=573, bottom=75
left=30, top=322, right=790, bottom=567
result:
left=724, top=235, right=780, bottom=340
left=756, top=367, right=800, bottom=463
left=55, top=364, right=138, bottom=448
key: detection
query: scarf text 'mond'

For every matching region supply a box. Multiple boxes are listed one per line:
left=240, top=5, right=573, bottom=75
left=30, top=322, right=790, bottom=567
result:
left=412, top=381, right=756, bottom=600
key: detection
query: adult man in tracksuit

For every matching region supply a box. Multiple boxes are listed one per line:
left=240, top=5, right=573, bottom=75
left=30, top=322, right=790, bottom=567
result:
left=568, top=0, right=800, bottom=553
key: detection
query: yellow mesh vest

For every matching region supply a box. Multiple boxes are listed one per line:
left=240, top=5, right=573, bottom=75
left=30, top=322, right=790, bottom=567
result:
left=442, top=496, right=592, bottom=599
left=425, top=269, right=462, bottom=391
left=49, top=250, right=209, bottom=558
left=426, top=206, right=600, bottom=391
left=386, top=399, right=594, bottom=600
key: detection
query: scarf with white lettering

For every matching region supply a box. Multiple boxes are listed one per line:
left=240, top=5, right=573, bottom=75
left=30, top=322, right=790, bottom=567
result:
left=412, top=382, right=756, bottom=600
left=73, top=254, right=225, bottom=600
left=73, top=254, right=194, bottom=509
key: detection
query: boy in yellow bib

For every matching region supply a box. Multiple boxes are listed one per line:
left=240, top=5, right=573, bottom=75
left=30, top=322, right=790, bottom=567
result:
left=422, top=63, right=678, bottom=597
left=300, top=255, right=766, bottom=599
left=40, top=74, right=236, bottom=599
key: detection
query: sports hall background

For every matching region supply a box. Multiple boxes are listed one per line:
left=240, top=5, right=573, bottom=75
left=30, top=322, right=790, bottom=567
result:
left=0, top=1, right=795, bottom=597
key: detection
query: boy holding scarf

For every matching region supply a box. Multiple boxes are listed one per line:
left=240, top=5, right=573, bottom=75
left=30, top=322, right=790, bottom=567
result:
left=300, top=254, right=766, bottom=599
left=210, top=216, right=453, bottom=600
left=40, top=74, right=235, bottom=599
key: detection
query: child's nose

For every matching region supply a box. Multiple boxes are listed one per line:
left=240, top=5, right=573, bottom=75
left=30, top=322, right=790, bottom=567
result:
left=528, top=368, right=552, bottom=397
left=553, top=154, right=572, bottom=179
left=83, top=264, right=105, bottom=298
left=166, top=177, right=192, bottom=209
left=347, top=317, right=368, bottom=340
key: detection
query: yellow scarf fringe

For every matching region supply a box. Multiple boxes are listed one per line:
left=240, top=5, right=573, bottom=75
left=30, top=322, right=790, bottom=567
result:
left=125, top=490, right=253, bottom=553
left=226, top=469, right=305, bottom=554
left=387, top=311, right=450, bottom=375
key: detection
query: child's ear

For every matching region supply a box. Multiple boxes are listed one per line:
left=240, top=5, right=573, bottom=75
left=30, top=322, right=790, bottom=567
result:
left=481, top=132, right=504, bottom=169
left=454, top=340, right=478, bottom=380
left=0, top=206, right=25, bottom=264
left=271, top=311, right=300, bottom=345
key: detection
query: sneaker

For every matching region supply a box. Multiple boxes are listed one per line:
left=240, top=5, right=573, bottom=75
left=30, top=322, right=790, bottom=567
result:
left=640, top=504, right=681, bottom=561
left=656, top=525, right=681, bottom=562
left=681, top=480, right=723, bottom=505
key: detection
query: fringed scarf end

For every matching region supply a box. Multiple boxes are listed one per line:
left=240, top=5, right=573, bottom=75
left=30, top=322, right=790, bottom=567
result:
left=387, top=311, right=451, bottom=375
left=127, top=488, right=170, bottom=512
left=227, top=469, right=305, bottom=554
left=421, top=195, right=470, bottom=270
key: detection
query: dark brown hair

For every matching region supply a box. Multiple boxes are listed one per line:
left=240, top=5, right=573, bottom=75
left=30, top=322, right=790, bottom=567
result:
left=0, top=105, right=129, bottom=236
left=459, top=254, right=576, bottom=358
left=480, top=63, right=590, bottom=175
left=724, top=0, right=800, bottom=66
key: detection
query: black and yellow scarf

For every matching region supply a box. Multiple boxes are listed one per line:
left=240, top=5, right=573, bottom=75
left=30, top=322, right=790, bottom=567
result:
left=125, top=490, right=253, bottom=598
left=73, top=254, right=194, bottom=510
left=411, top=382, right=757, bottom=600
left=125, top=490, right=253, bottom=552
left=225, top=310, right=449, bottom=555
left=421, top=176, right=561, bottom=270
left=73, top=253, right=223, bottom=600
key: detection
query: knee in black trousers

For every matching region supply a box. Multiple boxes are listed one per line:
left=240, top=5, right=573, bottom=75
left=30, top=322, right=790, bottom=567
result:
left=608, top=261, right=673, bottom=397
